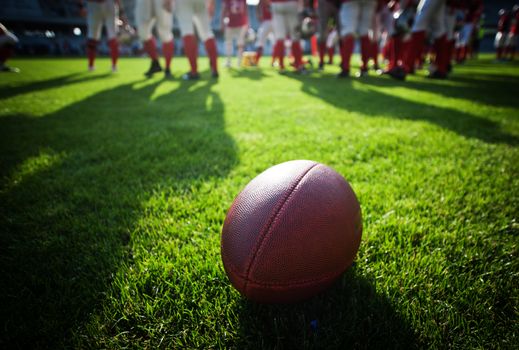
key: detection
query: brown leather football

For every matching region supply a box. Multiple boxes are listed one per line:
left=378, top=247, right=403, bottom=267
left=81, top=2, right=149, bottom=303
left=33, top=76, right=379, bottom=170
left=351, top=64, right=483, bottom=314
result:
left=221, top=160, right=362, bottom=303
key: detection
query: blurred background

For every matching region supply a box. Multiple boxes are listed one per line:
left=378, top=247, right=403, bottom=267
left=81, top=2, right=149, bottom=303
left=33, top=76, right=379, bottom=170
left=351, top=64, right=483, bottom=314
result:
left=0, top=0, right=514, bottom=57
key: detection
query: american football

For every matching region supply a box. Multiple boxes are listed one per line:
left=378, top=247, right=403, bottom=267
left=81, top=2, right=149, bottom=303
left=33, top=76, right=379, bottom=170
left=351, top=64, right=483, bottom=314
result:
left=221, top=160, right=362, bottom=303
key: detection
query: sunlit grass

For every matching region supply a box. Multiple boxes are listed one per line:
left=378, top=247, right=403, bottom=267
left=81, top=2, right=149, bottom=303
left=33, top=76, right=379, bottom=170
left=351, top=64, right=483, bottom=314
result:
left=0, top=55, right=517, bottom=349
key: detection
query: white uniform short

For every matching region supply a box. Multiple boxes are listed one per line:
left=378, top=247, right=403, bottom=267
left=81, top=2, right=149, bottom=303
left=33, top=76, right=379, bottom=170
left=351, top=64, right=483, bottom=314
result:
left=135, top=0, right=173, bottom=42
left=444, top=6, right=456, bottom=41
left=494, top=31, right=506, bottom=48
left=317, top=0, right=339, bottom=42
left=339, top=0, right=377, bottom=38
left=256, top=20, right=273, bottom=48
left=506, top=32, right=517, bottom=47
left=175, top=0, right=214, bottom=41
left=271, top=1, right=300, bottom=41
left=225, top=25, right=248, bottom=48
left=458, top=23, right=473, bottom=46
left=87, top=0, right=118, bottom=40
left=412, top=0, right=446, bottom=39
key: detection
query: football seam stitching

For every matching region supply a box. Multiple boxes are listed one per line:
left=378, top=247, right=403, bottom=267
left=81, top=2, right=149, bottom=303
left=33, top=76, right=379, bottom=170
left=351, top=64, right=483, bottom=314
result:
left=242, top=162, right=320, bottom=292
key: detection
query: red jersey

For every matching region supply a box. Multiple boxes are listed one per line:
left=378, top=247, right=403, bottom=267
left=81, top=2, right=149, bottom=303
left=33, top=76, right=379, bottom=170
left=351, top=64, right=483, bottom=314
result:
left=224, top=0, right=248, bottom=27
left=258, top=0, right=272, bottom=21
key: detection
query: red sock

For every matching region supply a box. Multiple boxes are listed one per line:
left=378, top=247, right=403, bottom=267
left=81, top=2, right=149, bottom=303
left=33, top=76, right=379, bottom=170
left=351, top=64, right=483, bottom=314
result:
left=496, top=47, right=503, bottom=60
left=360, top=35, right=370, bottom=70
left=0, top=46, right=13, bottom=64
left=204, top=37, right=218, bottom=73
left=459, top=45, right=467, bottom=62
left=144, top=37, right=159, bottom=60
left=87, top=39, right=98, bottom=68
left=511, top=47, right=516, bottom=60
left=318, top=41, right=326, bottom=65
left=405, top=30, right=426, bottom=73
left=372, top=41, right=379, bottom=67
left=433, top=34, right=448, bottom=74
left=256, top=46, right=263, bottom=64
left=340, top=35, right=354, bottom=71
left=292, top=41, right=303, bottom=69
left=327, top=46, right=334, bottom=64
left=274, top=40, right=285, bottom=69
left=108, top=38, right=119, bottom=68
left=162, top=40, right=174, bottom=69
left=183, top=34, right=198, bottom=74
left=447, top=39, right=455, bottom=64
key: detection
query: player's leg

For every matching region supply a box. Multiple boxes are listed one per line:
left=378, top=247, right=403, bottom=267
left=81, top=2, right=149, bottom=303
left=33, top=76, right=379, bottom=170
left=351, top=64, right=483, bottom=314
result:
left=338, top=1, right=360, bottom=77
left=136, top=0, right=162, bottom=76
left=271, top=2, right=289, bottom=71
left=224, top=26, right=235, bottom=67
left=86, top=1, right=104, bottom=70
left=405, top=0, right=443, bottom=73
left=458, top=22, right=473, bottom=63
left=154, top=0, right=174, bottom=77
left=428, top=1, right=448, bottom=78
left=103, top=0, right=119, bottom=72
left=326, top=30, right=338, bottom=64
left=176, top=0, right=199, bottom=78
left=285, top=2, right=304, bottom=72
left=192, top=1, right=219, bottom=78
left=0, top=24, right=19, bottom=72
left=316, top=0, right=331, bottom=69
left=357, top=0, right=376, bottom=76
left=255, top=20, right=271, bottom=64
left=444, top=6, right=456, bottom=72
left=236, top=25, right=248, bottom=67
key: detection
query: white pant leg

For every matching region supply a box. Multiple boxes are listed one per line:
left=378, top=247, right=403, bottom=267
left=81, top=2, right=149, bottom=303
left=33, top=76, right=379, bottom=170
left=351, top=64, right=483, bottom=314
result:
left=429, top=0, right=446, bottom=39
left=225, top=26, right=240, bottom=57
left=272, top=2, right=288, bottom=40
left=459, top=23, right=473, bottom=46
left=192, top=0, right=214, bottom=41
left=412, top=0, right=445, bottom=33
left=87, top=1, right=104, bottom=40
left=135, top=0, right=155, bottom=41
left=176, top=0, right=195, bottom=36
left=153, top=0, right=173, bottom=42
left=444, top=8, right=456, bottom=41
left=326, top=29, right=338, bottom=48
left=256, top=20, right=273, bottom=48
left=102, top=0, right=118, bottom=40
left=358, top=0, right=376, bottom=37
left=339, top=1, right=360, bottom=37
left=284, top=2, right=300, bottom=40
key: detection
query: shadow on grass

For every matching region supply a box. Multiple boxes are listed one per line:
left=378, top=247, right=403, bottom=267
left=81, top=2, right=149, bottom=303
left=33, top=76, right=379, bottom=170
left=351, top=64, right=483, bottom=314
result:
left=236, top=268, right=419, bottom=349
left=0, top=72, right=112, bottom=101
left=0, top=74, right=236, bottom=348
left=286, top=72, right=518, bottom=146
left=228, top=67, right=269, bottom=80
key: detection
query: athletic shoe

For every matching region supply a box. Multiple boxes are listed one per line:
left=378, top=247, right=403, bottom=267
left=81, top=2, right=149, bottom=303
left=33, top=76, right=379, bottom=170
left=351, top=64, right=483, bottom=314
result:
left=295, top=67, right=310, bottom=75
left=387, top=66, right=406, bottom=81
left=144, top=60, right=162, bottom=77
left=88, top=66, right=95, bottom=72
left=211, top=70, right=219, bottom=79
left=337, top=69, right=350, bottom=78
left=1, top=65, right=20, bottom=73
left=318, top=62, right=324, bottom=71
left=164, top=68, right=173, bottom=78
left=428, top=70, right=447, bottom=79
left=111, top=66, right=118, bottom=73
left=355, top=68, right=368, bottom=78
left=182, top=72, right=200, bottom=80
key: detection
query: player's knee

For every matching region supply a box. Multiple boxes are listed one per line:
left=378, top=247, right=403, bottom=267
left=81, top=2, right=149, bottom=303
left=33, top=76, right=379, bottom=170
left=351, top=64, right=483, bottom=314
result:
left=158, top=29, right=173, bottom=43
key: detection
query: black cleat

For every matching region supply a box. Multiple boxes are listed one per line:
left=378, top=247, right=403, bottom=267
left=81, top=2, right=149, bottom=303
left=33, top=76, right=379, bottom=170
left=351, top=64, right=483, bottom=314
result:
left=355, top=67, right=368, bottom=78
left=182, top=71, right=200, bottom=80
left=1, top=65, right=20, bottom=73
left=318, top=62, right=324, bottom=71
left=211, top=70, right=219, bottom=79
left=387, top=66, right=406, bottom=81
left=428, top=70, right=447, bottom=79
left=144, top=59, right=162, bottom=77
left=164, top=68, right=173, bottom=78
left=337, top=69, right=350, bottom=78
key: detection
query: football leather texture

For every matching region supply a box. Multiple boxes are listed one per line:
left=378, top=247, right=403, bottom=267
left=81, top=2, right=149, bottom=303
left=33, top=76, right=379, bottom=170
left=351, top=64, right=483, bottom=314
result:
left=221, top=160, right=362, bottom=303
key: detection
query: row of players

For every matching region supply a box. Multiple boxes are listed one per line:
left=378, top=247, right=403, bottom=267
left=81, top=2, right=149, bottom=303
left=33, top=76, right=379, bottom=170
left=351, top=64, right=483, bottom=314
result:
left=495, top=6, right=519, bottom=61
left=1, top=1, right=516, bottom=80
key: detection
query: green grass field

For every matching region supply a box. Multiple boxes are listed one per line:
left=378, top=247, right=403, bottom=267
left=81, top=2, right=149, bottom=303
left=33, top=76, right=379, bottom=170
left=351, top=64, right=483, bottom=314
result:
left=0, top=55, right=518, bottom=349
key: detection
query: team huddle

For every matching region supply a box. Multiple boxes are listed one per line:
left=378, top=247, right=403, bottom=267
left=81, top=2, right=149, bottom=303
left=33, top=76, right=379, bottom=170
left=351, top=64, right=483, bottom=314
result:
left=15, top=0, right=513, bottom=81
